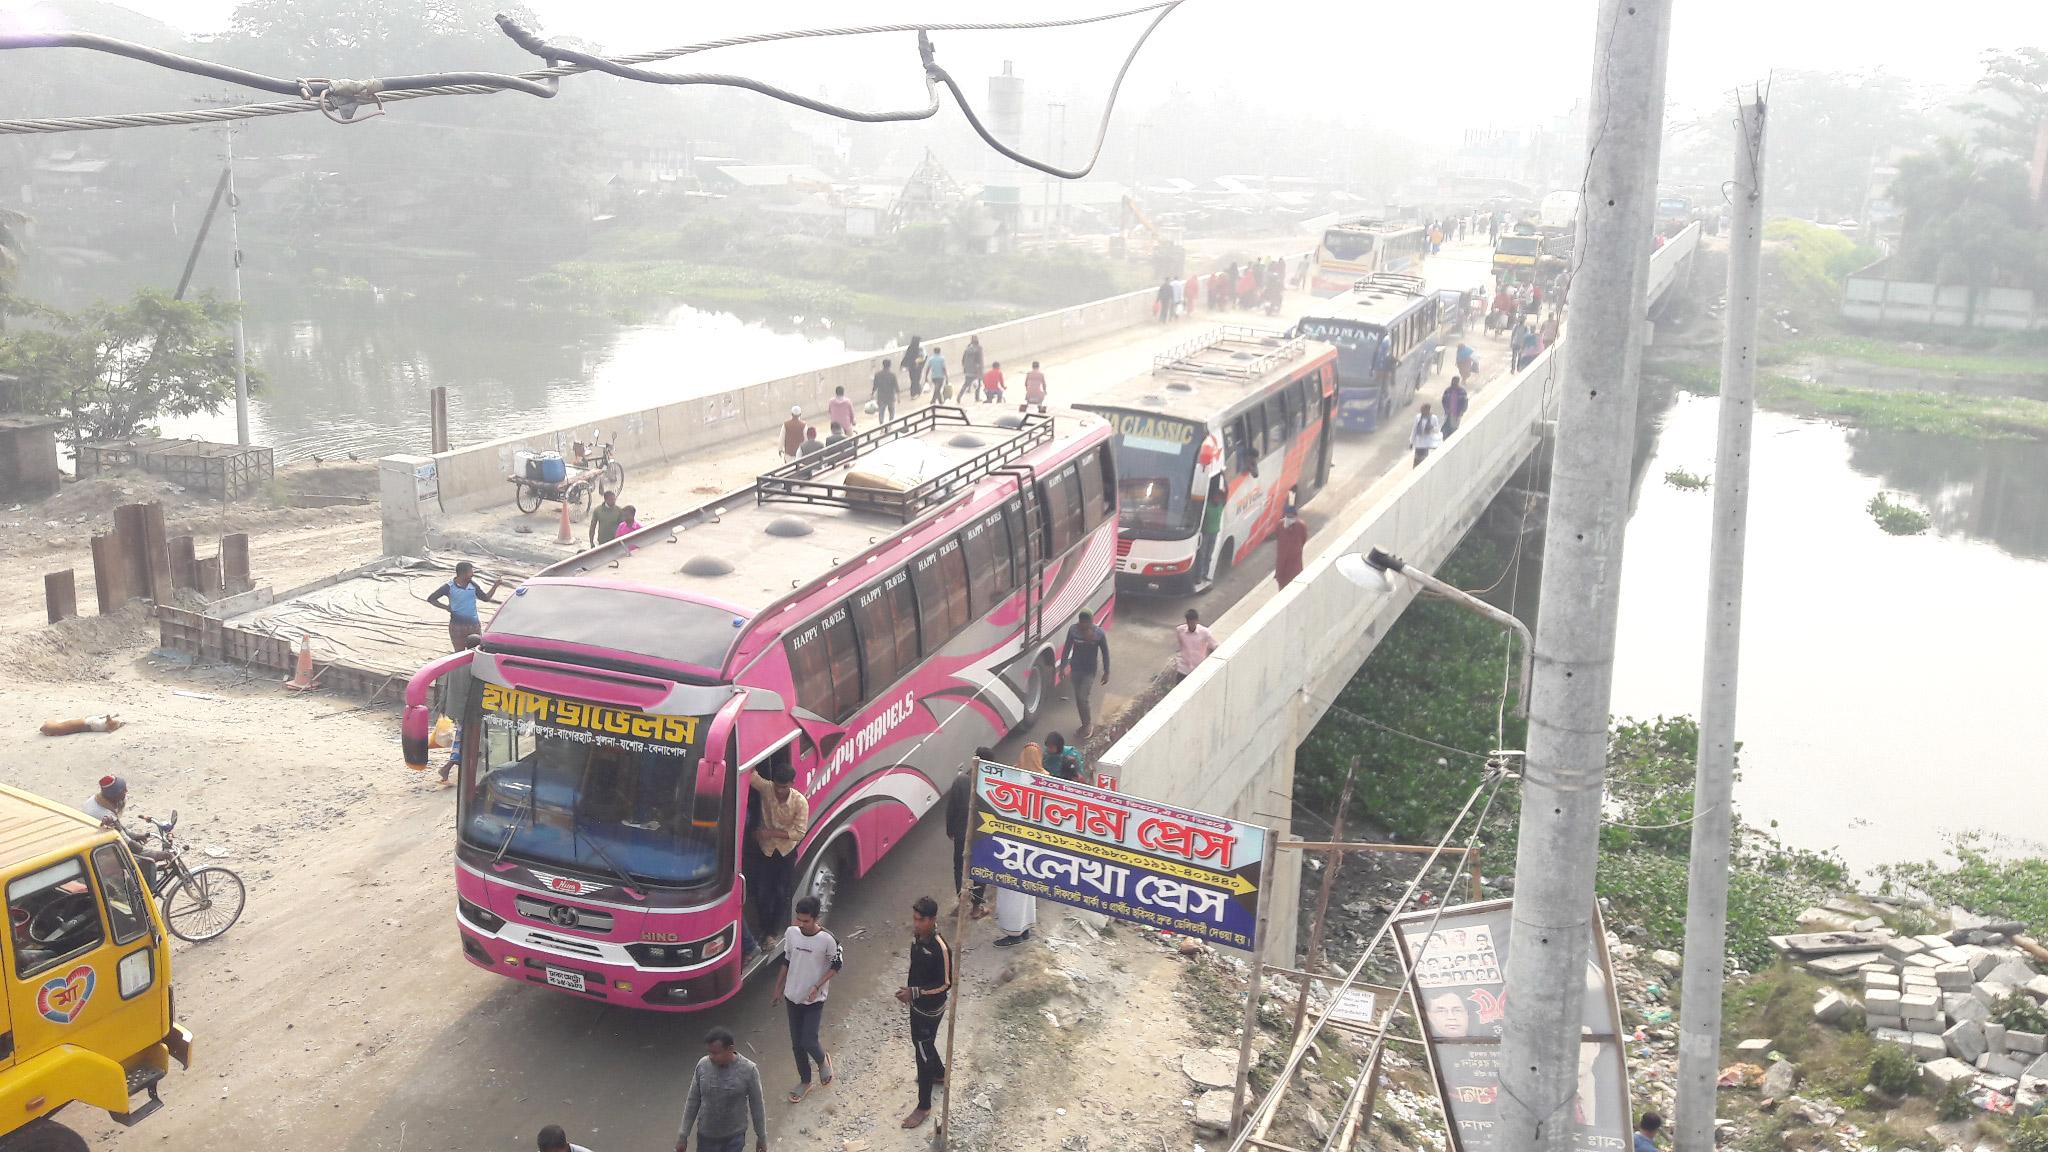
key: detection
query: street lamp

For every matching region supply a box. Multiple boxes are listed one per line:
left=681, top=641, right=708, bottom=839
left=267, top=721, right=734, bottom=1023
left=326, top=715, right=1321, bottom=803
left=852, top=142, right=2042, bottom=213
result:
left=1336, top=547, right=1532, bottom=717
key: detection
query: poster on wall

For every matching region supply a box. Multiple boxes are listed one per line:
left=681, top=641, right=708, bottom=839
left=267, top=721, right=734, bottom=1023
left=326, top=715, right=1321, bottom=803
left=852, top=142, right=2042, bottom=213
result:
left=1391, top=900, right=1630, bottom=1152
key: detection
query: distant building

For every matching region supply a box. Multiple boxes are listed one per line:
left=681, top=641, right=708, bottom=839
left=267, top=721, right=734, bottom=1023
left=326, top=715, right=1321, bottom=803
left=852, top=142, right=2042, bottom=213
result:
left=704, top=164, right=835, bottom=195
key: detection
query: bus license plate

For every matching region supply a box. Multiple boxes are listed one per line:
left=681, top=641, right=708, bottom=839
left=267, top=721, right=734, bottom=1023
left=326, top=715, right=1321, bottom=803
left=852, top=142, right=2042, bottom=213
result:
left=545, top=967, right=586, bottom=993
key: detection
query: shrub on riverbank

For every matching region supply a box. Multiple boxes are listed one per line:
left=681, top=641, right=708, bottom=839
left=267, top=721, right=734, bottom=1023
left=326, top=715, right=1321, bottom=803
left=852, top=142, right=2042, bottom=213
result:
left=1297, top=535, right=1845, bottom=969
left=1868, top=492, right=1931, bottom=535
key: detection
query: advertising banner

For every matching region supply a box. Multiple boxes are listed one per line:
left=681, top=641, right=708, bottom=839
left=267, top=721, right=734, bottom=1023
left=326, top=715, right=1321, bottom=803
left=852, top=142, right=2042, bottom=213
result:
left=1391, top=900, right=1630, bottom=1152
left=967, top=760, right=1268, bottom=951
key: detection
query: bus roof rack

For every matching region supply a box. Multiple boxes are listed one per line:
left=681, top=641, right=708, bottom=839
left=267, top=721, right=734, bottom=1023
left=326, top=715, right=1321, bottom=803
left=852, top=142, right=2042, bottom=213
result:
left=756, top=405, right=1056, bottom=523
left=1353, top=272, right=1426, bottom=297
left=1150, top=325, right=1308, bottom=381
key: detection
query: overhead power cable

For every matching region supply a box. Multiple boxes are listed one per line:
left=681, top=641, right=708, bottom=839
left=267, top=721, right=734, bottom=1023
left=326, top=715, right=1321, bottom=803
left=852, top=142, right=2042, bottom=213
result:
left=0, top=2, right=1185, bottom=178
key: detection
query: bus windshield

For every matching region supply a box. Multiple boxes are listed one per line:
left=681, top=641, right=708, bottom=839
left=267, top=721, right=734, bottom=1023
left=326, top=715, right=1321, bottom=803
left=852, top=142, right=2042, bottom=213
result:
left=1322, top=229, right=1376, bottom=261
left=1101, top=412, right=1203, bottom=537
left=460, top=686, right=724, bottom=890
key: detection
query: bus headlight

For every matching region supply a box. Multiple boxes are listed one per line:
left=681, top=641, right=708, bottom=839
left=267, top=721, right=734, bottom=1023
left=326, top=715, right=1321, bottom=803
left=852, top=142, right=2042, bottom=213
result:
left=458, top=898, right=506, bottom=933
left=627, top=926, right=735, bottom=969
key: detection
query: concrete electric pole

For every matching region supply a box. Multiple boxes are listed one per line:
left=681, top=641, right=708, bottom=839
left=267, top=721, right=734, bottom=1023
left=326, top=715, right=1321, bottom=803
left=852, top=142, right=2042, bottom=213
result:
left=1495, top=2, right=1674, bottom=1151
left=223, top=122, right=250, bottom=446
left=1674, top=90, right=1768, bottom=1152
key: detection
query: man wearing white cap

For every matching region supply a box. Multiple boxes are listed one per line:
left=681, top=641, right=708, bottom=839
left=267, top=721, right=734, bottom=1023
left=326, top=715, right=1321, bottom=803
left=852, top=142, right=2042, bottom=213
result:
left=782, top=406, right=806, bottom=460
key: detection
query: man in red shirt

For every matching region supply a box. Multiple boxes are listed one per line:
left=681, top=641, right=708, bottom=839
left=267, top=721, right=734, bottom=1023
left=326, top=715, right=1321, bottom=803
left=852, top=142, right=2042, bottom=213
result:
left=981, top=361, right=1006, bottom=404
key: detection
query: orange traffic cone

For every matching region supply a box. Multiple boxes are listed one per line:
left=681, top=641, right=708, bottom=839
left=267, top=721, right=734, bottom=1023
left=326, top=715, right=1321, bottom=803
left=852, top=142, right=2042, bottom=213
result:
left=557, top=497, right=573, bottom=544
left=284, top=636, right=316, bottom=691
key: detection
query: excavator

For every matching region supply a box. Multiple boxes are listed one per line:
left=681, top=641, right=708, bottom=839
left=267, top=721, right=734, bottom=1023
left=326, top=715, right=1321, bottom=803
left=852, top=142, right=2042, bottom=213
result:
left=1114, top=195, right=1185, bottom=278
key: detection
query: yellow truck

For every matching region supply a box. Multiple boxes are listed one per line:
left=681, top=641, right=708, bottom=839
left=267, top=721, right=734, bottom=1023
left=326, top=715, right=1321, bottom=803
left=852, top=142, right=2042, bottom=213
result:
left=0, top=785, right=193, bottom=1152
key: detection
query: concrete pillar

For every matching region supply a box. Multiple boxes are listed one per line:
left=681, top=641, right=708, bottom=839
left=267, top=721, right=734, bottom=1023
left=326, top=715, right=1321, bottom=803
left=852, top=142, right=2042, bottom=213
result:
left=378, top=454, right=438, bottom=558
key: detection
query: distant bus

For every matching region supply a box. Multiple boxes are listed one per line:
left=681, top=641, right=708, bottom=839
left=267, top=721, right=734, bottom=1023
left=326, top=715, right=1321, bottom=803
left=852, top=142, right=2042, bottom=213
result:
left=1293, top=274, right=1444, bottom=433
left=1657, top=196, right=1694, bottom=238
left=401, top=406, right=1117, bottom=1012
left=1077, top=327, right=1337, bottom=595
left=1311, top=220, right=1428, bottom=296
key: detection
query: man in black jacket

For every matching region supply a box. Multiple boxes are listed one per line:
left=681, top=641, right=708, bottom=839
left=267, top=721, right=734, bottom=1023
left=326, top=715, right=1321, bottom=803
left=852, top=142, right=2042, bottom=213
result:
left=896, top=896, right=954, bottom=1129
left=945, top=750, right=993, bottom=913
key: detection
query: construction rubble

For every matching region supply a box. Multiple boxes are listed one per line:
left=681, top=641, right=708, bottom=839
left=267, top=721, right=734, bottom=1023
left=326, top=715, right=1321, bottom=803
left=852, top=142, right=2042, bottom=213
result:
left=1777, top=903, right=2048, bottom=1115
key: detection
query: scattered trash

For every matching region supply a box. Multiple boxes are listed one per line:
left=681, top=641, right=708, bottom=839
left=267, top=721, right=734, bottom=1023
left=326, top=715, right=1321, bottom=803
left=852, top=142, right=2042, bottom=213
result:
left=172, top=691, right=224, bottom=702
left=1718, top=1063, right=1765, bottom=1088
left=40, top=714, right=123, bottom=736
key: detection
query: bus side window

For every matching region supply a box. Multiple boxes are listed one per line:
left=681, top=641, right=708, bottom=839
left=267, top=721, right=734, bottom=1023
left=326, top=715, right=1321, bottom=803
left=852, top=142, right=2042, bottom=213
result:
left=962, top=512, right=1010, bottom=616
left=1226, top=418, right=1254, bottom=476
left=787, top=606, right=861, bottom=722
left=1040, top=466, right=1083, bottom=558
left=1269, top=393, right=1296, bottom=446
left=911, top=537, right=972, bottom=654
left=1076, top=447, right=1108, bottom=535
left=851, top=568, right=918, bottom=693
left=1003, top=497, right=1030, bottom=583
left=1282, top=383, right=1305, bottom=436
left=1247, top=406, right=1270, bottom=460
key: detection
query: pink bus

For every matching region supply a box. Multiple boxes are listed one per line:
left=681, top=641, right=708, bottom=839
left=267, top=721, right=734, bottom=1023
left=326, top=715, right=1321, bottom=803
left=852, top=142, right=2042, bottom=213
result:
left=400, top=407, right=1117, bottom=1011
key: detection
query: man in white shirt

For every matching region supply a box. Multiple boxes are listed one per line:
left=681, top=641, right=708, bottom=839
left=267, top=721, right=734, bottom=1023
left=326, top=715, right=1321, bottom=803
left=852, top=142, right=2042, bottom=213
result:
left=775, top=895, right=843, bottom=1103
left=536, top=1124, right=594, bottom=1152
left=1173, top=608, right=1218, bottom=683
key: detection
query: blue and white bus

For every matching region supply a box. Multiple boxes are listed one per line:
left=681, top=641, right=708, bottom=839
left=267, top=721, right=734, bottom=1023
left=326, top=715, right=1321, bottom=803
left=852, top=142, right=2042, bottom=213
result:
left=1292, top=274, right=1444, bottom=433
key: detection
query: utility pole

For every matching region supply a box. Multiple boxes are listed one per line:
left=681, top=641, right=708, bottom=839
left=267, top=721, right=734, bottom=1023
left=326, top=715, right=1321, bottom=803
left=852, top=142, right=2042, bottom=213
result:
left=1675, top=90, right=1767, bottom=1152
left=223, top=123, right=250, bottom=446
left=1494, top=2, right=1673, bottom=1151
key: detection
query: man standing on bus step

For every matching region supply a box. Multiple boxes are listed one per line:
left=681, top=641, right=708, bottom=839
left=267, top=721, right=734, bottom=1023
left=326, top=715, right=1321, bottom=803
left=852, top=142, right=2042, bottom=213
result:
left=1022, top=361, right=1048, bottom=412
left=1441, top=376, right=1470, bottom=440
left=675, top=1027, right=767, bottom=1152
left=427, top=561, right=502, bottom=652
left=774, top=895, right=841, bottom=1104
left=897, top=895, right=954, bottom=1129
left=828, top=385, right=856, bottom=435
left=1059, top=608, right=1111, bottom=736
left=871, top=359, right=900, bottom=423
left=749, top=760, right=809, bottom=943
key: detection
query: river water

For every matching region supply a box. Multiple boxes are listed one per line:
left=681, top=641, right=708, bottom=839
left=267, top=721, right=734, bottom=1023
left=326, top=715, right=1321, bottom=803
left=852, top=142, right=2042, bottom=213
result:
left=1609, top=391, right=2048, bottom=871
left=156, top=277, right=878, bottom=461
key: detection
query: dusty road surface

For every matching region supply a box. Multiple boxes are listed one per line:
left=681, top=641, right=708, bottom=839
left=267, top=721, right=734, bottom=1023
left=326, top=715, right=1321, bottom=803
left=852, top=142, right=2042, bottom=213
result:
left=0, top=240, right=1510, bottom=1151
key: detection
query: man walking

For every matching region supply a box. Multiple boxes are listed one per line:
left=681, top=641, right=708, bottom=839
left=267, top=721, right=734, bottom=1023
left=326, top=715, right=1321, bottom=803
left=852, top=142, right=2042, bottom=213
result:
left=896, top=896, right=954, bottom=1130
left=1273, top=505, right=1308, bottom=590
left=871, top=359, right=899, bottom=423
left=1410, top=403, right=1443, bottom=466
left=1174, top=608, right=1218, bottom=682
left=775, top=895, right=841, bottom=1103
left=828, top=385, right=856, bottom=435
left=925, top=344, right=949, bottom=403
left=675, top=1027, right=767, bottom=1152
left=781, top=406, right=806, bottom=460
left=427, top=561, right=502, bottom=652
left=960, top=337, right=985, bottom=405
left=1441, top=376, right=1469, bottom=439
left=588, top=488, right=629, bottom=548
left=1058, top=608, right=1111, bottom=736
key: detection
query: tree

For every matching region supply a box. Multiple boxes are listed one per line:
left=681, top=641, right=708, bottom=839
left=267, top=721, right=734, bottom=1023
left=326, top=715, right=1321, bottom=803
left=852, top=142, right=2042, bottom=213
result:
left=1889, top=138, right=2042, bottom=297
left=1960, top=48, right=2048, bottom=159
left=0, top=290, right=253, bottom=444
left=1761, top=71, right=1937, bottom=221
left=0, top=206, right=25, bottom=333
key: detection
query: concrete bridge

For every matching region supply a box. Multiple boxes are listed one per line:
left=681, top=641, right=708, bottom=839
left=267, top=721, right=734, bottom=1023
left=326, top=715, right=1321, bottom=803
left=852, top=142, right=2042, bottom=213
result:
left=1099, top=223, right=1701, bottom=957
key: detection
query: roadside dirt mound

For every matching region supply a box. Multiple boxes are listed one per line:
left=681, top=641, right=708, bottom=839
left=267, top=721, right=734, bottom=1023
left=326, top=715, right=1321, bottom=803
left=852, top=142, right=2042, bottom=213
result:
left=0, top=474, right=376, bottom=560
left=278, top=461, right=378, bottom=498
left=0, top=602, right=155, bottom=683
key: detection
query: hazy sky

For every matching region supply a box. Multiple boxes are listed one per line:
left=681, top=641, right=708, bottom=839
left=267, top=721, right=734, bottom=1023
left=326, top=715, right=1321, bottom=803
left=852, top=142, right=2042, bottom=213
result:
left=4, top=0, right=2029, bottom=133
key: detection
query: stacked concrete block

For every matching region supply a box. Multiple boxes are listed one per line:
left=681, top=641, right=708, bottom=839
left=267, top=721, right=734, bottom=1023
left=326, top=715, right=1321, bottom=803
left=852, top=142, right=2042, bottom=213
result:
left=1946, top=1018, right=1989, bottom=1063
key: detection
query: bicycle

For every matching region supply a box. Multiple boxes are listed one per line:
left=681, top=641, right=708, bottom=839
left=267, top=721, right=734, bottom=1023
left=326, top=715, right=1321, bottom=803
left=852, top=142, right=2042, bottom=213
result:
left=142, top=812, right=246, bottom=943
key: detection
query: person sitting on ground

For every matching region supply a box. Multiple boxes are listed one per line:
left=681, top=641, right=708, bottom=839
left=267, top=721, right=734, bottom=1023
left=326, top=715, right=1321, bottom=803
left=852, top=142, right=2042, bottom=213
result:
left=1044, top=732, right=1085, bottom=782
left=981, top=361, right=1005, bottom=404
left=797, top=426, right=824, bottom=457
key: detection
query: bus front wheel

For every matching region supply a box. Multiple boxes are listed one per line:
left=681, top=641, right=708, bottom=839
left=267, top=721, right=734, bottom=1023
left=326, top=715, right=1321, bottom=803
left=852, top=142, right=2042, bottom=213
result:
left=796, top=838, right=853, bottom=922
left=1, top=1119, right=90, bottom=1152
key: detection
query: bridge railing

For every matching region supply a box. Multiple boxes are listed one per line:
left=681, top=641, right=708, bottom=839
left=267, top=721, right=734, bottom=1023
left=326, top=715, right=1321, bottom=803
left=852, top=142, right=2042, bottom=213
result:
left=1648, top=221, right=1699, bottom=305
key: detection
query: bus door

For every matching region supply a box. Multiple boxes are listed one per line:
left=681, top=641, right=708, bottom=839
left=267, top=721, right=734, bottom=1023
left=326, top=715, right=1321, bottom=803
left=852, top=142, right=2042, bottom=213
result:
left=1310, top=367, right=1335, bottom=490
left=700, top=694, right=748, bottom=900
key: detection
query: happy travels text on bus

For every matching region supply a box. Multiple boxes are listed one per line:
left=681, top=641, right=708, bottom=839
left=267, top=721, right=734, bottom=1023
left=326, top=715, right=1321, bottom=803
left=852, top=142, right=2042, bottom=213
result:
left=400, top=406, right=1118, bottom=1011
left=1077, top=326, right=1338, bottom=597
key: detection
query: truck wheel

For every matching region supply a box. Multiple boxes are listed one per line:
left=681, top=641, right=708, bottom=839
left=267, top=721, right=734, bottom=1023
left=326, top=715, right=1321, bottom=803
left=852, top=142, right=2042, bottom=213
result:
left=2, top=1119, right=90, bottom=1152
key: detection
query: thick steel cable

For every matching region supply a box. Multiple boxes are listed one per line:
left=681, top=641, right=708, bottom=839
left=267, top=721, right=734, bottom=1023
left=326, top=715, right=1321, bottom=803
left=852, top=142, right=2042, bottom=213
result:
left=0, top=3, right=1183, bottom=142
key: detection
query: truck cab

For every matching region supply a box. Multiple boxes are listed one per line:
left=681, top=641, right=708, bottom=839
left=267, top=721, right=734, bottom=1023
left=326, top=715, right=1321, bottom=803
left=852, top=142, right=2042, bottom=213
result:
left=0, top=786, right=192, bottom=1152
